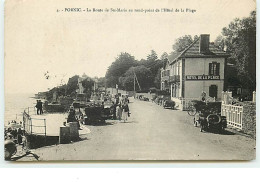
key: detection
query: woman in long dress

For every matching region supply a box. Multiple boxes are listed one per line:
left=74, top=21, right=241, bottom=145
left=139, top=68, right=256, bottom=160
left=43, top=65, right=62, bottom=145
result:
left=122, top=103, right=129, bottom=122
left=116, top=104, right=122, bottom=121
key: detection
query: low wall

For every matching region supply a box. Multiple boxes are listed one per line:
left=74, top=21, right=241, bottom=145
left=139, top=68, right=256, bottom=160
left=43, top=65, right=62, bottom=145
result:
left=26, top=134, right=59, bottom=149
left=242, top=102, right=256, bottom=139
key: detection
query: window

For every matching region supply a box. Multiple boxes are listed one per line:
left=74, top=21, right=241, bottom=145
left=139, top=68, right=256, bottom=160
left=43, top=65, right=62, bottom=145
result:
left=171, top=84, right=176, bottom=97
left=209, top=62, right=220, bottom=75
left=177, top=62, right=180, bottom=75
left=161, top=82, right=164, bottom=90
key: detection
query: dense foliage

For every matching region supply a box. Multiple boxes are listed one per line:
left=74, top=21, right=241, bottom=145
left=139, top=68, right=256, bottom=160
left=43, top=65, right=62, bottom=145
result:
left=119, top=65, right=153, bottom=91
left=105, top=50, right=167, bottom=91
left=221, top=11, right=256, bottom=91
left=105, top=52, right=138, bottom=88
left=213, top=11, right=256, bottom=91
left=44, top=74, right=105, bottom=102
left=172, top=35, right=198, bottom=52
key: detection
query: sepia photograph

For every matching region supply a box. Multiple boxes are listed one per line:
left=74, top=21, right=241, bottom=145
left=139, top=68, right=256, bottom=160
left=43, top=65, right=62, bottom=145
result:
left=3, top=0, right=256, bottom=161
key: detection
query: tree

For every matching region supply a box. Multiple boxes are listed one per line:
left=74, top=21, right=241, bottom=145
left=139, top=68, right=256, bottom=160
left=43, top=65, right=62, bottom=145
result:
left=105, top=52, right=138, bottom=88
left=221, top=11, right=256, bottom=91
left=81, top=77, right=94, bottom=98
left=154, top=69, right=161, bottom=89
left=214, top=35, right=225, bottom=51
left=147, top=50, right=158, bottom=62
left=160, top=52, right=168, bottom=61
left=172, top=35, right=194, bottom=52
left=66, top=75, right=79, bottom=97
left=119, top=66, right=153, bottom=91
left=97, top=77, right=106, bottom=88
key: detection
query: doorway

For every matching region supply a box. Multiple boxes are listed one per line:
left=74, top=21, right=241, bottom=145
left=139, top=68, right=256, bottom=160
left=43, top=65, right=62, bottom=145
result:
left=209, top=85, right=218, bottom=98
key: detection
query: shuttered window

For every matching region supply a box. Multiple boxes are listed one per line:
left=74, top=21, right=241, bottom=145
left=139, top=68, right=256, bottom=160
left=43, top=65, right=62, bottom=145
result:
left=209, top=62, right=220, bottom=75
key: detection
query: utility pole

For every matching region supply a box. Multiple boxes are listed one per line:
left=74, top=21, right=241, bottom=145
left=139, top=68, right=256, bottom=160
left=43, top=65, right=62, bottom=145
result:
left=134, top=71, right=141, bottom=91
left=134, top=72, right=136, bottom=93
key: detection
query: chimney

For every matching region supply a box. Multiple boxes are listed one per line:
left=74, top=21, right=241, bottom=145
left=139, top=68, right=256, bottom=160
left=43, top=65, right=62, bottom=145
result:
left=199, top=34, right=210, bottom=54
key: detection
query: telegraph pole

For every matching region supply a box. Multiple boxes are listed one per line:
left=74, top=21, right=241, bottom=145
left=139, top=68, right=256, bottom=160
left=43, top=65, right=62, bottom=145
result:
left=134, top=72, right=136, bottom=93
left=134, top=71, right=141, bottom=91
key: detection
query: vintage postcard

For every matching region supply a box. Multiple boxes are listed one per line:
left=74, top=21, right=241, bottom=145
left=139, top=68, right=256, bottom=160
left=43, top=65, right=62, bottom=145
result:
left=4, top=0, right=256, bottom=161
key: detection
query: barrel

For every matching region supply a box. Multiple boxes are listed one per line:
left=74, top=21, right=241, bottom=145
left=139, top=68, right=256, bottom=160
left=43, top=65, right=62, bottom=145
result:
left=67, top=122, right=79, bottom=141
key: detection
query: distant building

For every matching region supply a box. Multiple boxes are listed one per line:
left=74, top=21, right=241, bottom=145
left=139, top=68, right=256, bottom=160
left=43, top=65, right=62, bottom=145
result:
left=161, top=34, right=229, bottom=108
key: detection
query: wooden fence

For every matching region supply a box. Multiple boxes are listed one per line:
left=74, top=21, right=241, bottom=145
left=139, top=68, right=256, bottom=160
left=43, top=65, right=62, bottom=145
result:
left=221, top=104, right=243, bottom=130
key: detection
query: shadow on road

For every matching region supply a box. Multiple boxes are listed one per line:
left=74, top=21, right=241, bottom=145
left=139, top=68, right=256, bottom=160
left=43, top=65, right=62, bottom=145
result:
left=201, top=128, right=236, bottom=135
left=83, top=122, right=114, bottom=126
left=120, top=121, right=133, bottom=124
left=78, top=137, right=89, bottom=142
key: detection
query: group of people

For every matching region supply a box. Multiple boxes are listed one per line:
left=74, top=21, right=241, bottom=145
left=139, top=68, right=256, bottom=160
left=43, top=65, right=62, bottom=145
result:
left=5, top=126, right=25, bottom=147
left=111, top=95, right=130, bottom=122
left=35, top=100, right=43, bottom=115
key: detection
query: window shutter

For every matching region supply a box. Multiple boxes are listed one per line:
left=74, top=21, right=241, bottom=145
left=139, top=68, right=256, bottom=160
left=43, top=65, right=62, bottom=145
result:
left=216, top=63, right=220, bottom=75
left=209, top=63, right=212, bottom=75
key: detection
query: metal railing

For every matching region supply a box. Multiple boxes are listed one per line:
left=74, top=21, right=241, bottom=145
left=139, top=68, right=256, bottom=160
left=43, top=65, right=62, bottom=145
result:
left=169, top=75, right=180, bottom=83
left=23, top=110, right=47, bottom=143
left=22, top=106, right=37, bottom=116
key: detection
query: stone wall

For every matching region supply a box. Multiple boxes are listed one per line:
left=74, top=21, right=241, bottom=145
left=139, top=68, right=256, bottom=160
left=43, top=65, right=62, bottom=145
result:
left=242, top=102, right=256, bottom=139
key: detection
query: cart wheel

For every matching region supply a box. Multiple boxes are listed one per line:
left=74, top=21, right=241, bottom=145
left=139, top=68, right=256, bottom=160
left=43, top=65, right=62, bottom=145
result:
left=187, top=104, right=197, bottom=116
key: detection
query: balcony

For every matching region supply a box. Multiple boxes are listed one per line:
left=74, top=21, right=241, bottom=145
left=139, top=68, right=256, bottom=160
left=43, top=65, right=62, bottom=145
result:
left=161, top=76, right=170, bottom=82
left=169, top=75, right=180, bottom=83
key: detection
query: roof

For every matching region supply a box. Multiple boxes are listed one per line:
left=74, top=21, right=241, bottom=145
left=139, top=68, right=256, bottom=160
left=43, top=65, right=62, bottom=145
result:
left=169, top=37, right=229, bottom=65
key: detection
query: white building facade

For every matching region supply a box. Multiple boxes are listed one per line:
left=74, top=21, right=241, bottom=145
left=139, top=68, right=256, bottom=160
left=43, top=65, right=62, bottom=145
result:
left=161, top=34, right=229, bottom=109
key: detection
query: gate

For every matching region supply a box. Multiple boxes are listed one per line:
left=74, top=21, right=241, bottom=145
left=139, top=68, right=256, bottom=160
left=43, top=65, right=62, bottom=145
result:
left=221, top=104, right=243, bottom=130
left=221, top=91, right=243, bottom=130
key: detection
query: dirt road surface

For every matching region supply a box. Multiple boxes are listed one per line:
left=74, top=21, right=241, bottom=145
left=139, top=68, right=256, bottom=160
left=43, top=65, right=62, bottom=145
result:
left=21, top=98, right=256, bottom=161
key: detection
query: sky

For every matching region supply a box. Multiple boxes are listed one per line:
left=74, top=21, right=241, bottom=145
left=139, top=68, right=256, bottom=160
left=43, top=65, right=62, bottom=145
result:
left=4, top=0, right=256, bottom=93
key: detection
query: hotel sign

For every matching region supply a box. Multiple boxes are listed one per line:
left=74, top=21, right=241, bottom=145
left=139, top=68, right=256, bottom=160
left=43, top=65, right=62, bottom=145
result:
left=186, top=75, right=220, bottom=80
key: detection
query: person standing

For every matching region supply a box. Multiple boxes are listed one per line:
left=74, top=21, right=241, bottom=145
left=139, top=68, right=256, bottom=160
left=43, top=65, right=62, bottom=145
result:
left=17, top=128, right=23, bottom=145
left=38, top=100, right=43, bottom=114
left=122, top=103, right=129, bottom=122
left=116, top=104, right=122, bottom=121
left=112, top=102, right=117, bottom=120
left=35, top=100, right=40, bottom=115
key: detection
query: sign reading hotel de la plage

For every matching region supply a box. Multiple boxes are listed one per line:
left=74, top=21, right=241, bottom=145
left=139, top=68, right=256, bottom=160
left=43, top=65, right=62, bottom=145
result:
left=186, top=75, right=220, bottom=80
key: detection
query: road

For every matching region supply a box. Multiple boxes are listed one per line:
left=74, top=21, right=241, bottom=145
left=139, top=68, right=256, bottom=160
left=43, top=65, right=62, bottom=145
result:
left=27, top=98, right=255, bottom=161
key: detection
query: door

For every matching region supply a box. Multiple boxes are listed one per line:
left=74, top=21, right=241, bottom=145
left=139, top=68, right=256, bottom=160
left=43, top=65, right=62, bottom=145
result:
left=209, top=85, right=218, bottom=98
